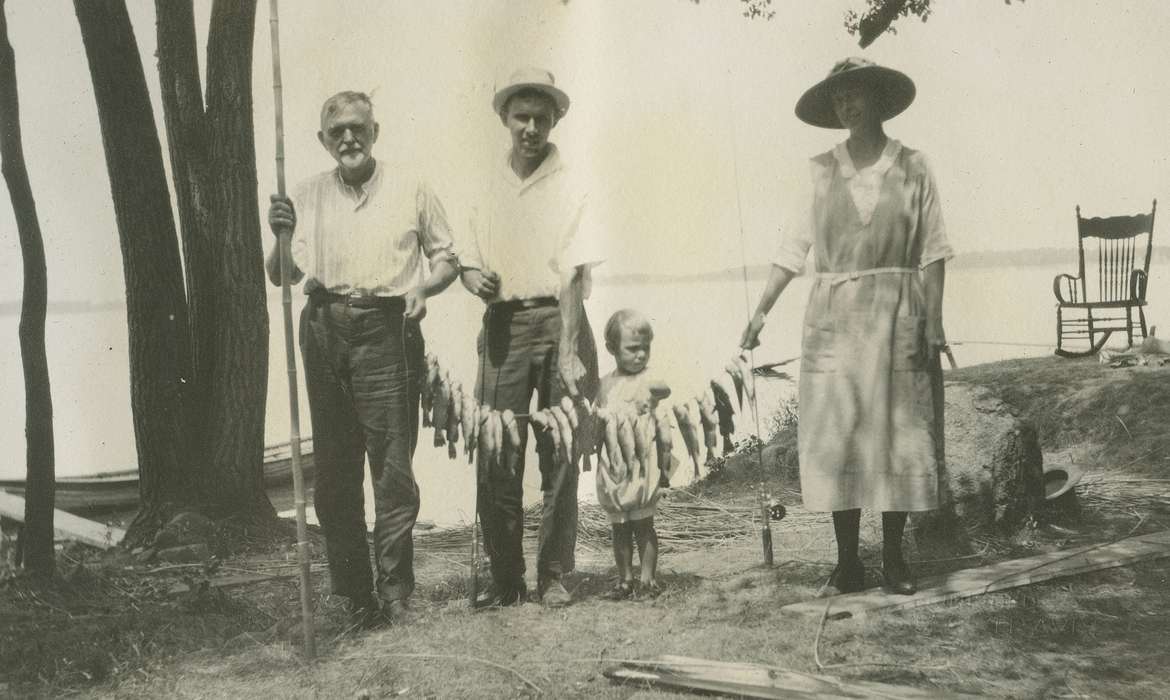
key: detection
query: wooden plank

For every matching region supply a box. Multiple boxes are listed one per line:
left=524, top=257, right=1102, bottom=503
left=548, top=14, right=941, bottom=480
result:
left=782, top=529, right=1170, bottom=618
left=0, top=491, right=125, bottom=549
left=604, top=655, right=970, bottom=699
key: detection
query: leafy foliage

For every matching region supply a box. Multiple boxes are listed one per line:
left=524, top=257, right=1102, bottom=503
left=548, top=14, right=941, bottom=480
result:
left=844, top=0, right=932, bottom=48
left=739, top=0, right=775, bottom=21
left=845, top=0, right=1024, bottom=47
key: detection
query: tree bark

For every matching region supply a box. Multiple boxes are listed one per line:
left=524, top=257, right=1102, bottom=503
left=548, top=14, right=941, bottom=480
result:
left=155, top=0, right=213, bottom=451
left=0, top=0, right=56, bottom=575
left=74, top=0, right=200, bottom=544
left=202, top=0, right=271, bottom=515
left=156, top=0, right=272, bottom=519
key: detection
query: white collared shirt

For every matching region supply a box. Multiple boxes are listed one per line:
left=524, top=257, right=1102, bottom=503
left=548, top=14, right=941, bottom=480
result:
left=460, top=144, right=604, bottom=301
left=290, top=160, right=455, bottom=296
left=772, top=138, right=954, bottom=274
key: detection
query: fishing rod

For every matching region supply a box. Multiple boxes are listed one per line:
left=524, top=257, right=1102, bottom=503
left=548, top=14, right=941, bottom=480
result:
left=469, top=305, right=489, bottom=608
left=725, top=67, right=774, bottom=567
left=469, top=171, right=499, bottom=609
left=269, top=0, right=315, bottom=658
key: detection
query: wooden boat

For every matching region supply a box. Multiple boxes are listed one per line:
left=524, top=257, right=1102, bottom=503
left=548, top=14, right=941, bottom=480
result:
left=0, top=438, right=314, bottom=515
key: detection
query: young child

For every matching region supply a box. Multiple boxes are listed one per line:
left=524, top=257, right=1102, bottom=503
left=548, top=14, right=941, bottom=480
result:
left=596, top=309, right=674, bottom=600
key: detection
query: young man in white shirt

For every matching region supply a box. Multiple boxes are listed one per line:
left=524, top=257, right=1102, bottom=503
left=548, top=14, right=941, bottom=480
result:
left=460, top=68, right=603, bottom=608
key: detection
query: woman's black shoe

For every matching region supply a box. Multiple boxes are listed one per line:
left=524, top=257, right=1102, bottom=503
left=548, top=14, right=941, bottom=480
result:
left=881, top=559, right=917, bottom=596
left=816, top=559, right=865, bottom=597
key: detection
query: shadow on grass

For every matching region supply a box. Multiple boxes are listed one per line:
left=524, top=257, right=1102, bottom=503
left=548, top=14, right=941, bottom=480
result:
left=0, top=567, right=285, bottom=692
left=830, top=558, right=1170, bottom=697
left=564, top=569, right=704, bottom=602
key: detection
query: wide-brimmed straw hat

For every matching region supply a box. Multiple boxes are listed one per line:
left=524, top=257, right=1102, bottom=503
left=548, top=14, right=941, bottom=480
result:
left=1043, top=462, right=1085, bottom=501
left=492, top=66, right=570, bottom=120
left=795, top=57, right=915, bottom=129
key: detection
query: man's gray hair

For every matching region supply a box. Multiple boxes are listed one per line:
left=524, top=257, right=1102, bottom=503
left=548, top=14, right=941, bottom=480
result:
left=320, top=91, right=374, bottom=125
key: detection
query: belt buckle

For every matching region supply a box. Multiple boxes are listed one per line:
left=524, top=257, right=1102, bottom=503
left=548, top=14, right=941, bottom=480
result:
left=519, top=298, right=539, bottom=309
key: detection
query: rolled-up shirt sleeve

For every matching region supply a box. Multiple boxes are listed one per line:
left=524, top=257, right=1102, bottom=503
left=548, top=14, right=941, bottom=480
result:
left=771, top=163, right=815, bottom=274
left=772, top=207, right=812, bottom=274
left=289, top=180, right=314, bottom=279
left=917, top=159, right=954, bottom=268
left=459, top=207, right=485, bottom=271
left=416, top=180, right=456, bottom=267
left=562, top=192, right=605, bottom=271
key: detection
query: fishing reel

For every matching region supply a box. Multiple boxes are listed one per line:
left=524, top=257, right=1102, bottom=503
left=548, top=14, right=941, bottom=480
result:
left=756, top=491, right=786, bottom=523
left=768, top=499, right=786, bottom=522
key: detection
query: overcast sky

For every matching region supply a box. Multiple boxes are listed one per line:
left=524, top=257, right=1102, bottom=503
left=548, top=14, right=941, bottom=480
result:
left=2, top=0, right=1168, bottom=302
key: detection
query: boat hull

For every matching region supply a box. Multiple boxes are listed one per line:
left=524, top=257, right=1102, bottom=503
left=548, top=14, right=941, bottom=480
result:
left=0, top=439, right=315, bottom=515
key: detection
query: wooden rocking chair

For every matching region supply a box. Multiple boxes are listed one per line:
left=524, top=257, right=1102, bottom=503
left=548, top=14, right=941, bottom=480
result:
left=1053, top=200, right=1156, bottom=357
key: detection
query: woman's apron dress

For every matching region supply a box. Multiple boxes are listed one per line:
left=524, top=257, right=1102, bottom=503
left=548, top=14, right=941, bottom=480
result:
left=796, top=141, right=950, bottom=513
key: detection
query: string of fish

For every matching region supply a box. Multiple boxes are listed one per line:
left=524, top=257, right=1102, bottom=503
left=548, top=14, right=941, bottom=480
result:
left=419, top=350, right=760, bottom=487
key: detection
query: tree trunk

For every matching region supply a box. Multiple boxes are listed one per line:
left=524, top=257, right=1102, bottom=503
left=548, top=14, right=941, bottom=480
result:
left=73, top=0, right=275, bottom=542
left=155, top=0, right=214, bottom=453
left=73, top=0, right=200, bottom=545
left=0, top=0, right=55, bottom=575
left=203, top=0, right=271, bottom=515
left=156, top=0, right=273, bottom=519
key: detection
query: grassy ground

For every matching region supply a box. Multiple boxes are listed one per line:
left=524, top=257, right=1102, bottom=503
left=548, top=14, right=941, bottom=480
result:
left=2, top=356, right=1169, bottom=698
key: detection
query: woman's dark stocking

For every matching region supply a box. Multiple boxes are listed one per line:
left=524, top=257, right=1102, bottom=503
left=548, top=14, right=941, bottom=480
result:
left=881, top=511, right=916, bottom=595
left=821, top=509, right=864, bottom=595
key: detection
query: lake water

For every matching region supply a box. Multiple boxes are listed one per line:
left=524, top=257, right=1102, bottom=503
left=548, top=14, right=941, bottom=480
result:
left=2, top=264, right=1167, bottom=526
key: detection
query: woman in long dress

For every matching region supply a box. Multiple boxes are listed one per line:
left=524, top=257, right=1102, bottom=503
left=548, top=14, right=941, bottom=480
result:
left=740, top=58, right=953, bottom=596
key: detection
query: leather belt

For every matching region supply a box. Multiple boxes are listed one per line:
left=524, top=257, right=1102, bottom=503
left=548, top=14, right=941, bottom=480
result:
left=491, top=297, right=558, bottom=313
left=309, top=289, right=405, bottom=310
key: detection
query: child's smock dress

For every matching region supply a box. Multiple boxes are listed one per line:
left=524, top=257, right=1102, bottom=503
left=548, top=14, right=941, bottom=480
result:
left=594, top=369, right=677, bottom=524
left=773, top=139, right=954, bottom=512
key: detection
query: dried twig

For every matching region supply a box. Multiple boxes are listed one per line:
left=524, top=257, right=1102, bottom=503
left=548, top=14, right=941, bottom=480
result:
left=1116, top=415, right=1133, bottom=439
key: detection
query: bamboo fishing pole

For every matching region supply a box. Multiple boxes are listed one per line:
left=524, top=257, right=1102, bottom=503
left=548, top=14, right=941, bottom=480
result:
left=269, top=0, right=315, bottom=658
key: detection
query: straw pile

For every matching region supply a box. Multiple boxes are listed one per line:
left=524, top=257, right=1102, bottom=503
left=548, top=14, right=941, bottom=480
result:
left=413, top=468, right=1170, bottom=559
left=413, top=484, right=847, bottom=558
left=1075, top=471, right=1170, bottom=514
left=415, top=492, right=770, bottom=554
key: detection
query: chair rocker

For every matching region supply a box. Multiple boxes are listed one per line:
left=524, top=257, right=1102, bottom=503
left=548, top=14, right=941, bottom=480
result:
left=1053, top=200, right=1156, bottom=357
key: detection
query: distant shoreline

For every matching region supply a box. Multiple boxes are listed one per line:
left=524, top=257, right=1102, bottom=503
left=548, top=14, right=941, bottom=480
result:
left=596, top=245, right=1170, bottom=286
left=0, top=299, right=124, bottom=316
left=4, top=246, right=1167, bottom=309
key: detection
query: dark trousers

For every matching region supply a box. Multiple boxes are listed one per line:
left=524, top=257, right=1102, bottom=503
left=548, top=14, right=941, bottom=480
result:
left=474, top=303, right=598, bottom=590
left=300, top=297, right=424, bottom=602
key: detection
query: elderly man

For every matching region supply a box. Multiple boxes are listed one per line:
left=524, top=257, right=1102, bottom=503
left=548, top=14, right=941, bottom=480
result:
left=460, top=67, right=602, bottom=608
left=266, top=91, right=459, bottom=625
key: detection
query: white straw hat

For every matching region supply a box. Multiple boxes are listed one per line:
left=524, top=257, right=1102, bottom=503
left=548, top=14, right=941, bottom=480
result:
left=492, top=66, right=570, bottom=119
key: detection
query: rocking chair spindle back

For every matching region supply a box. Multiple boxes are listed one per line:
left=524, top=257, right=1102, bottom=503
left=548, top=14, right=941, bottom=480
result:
left=1053, top=200, right=1156, bottom=356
